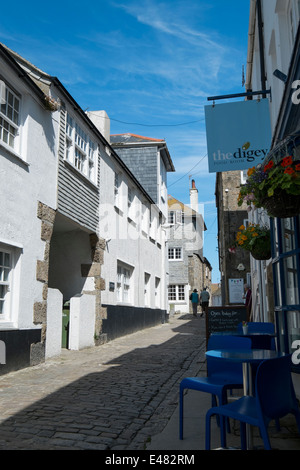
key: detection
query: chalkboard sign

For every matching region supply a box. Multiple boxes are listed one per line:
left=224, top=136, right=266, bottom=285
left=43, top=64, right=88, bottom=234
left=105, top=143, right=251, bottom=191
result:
left=206, top=306, right=247, bottom=343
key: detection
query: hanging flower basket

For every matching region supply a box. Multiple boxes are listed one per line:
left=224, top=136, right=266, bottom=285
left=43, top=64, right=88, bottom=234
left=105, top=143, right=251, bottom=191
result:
left=249, top=235, right=272, bottom=260
left=230, top=224, right=271, bottom=261
left=238, top=156, right=300, bottom=218
left=261, top=190, right=300, bottom=219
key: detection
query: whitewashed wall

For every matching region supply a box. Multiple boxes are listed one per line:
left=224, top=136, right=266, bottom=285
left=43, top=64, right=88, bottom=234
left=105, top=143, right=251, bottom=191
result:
left=0, top=59, right=58, bottom=330
left=246, top=0, right=300, bottom=321
left=99, top=149, right=167, bottom=310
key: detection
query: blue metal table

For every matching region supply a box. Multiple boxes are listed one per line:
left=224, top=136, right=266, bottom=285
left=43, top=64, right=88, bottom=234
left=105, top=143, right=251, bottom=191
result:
left=210, top=331, right=276, bottom=349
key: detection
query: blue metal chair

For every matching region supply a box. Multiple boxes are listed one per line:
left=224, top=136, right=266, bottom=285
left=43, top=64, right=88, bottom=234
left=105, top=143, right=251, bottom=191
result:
left=179, top=335, right=252, bottom=443
left=205, top=354, right=300, bottom=450
left=237, top=321, right=276, bottom=350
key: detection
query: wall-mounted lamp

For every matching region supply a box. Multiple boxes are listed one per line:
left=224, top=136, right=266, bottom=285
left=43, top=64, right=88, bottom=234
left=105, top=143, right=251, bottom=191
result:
left=237, top=263, right=245, bottom=271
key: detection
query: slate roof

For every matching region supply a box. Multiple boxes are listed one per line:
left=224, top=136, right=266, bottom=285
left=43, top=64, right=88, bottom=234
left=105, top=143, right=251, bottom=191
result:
left=110, top=133, right=164, bottom=144
left=110, top=133, right=175, bottom=172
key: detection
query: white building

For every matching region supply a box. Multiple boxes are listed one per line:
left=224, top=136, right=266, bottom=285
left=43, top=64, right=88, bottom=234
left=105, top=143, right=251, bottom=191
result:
left=0, top=43, right=59, bottom=372
left=167, top=180, right=211, bottom=314
left=0, top=43, right=173, bottom=373
left=89, top=124, right=171, bottom=338
left=245, top=0, right=300, bottom=374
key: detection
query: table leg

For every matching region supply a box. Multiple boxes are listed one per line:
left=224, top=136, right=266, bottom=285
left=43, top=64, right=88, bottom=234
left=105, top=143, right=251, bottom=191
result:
left=242, top=363, right=254, bottom=449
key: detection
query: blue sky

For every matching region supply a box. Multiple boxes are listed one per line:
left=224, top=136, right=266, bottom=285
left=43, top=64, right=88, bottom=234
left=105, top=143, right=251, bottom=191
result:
left=0, top=0, right=250, bottom=283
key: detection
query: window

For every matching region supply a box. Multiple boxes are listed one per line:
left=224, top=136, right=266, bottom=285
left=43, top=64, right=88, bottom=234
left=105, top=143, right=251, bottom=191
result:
left=88, top=139, right=95, bottom=180
left=128, top=187, right=133, bottom=208
left=144, top=273, right=150, bottom=306
left=168, top=247, right=182, bottom=260
left=117, top=262, right=133, bottom=303
left=168, top=285, right=185, bottom=301
left=168, top=210, right=184, bottom=225
left=0, top=84, right=20, bottom=151
left=271, top=216, right=300, bottom=371
left=114, top=172, right=121, bottom=208
left=141, top=203, right=150, bottom=234
left=178, top=285, right=185, bottom=300
left=0, top=248, right=11, bottom=318
left=155, top=277, right=160, bottom=307
left=168, top=285, right=176, bottom=300
left=241, top=170, right=248, bottom=184
left=65, top=112, right=97, bottom=183
left=168, top=211, right=175, bottom=225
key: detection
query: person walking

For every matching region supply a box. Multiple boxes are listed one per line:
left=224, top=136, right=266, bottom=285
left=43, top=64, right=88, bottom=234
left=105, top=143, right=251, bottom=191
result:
left=189, top=289, right=199, bottom=317
left=200, top=287, right=210, bottom=317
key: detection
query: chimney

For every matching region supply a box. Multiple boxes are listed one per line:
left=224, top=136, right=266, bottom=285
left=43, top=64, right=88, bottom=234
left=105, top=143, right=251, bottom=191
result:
left=86, top=110, right=110, bottom=143
left=190, top=179, right=199, bottom=213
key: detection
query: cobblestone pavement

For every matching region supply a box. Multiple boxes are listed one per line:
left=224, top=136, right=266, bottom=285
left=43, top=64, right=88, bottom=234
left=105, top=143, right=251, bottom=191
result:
left=0, top=314, right=206, bottom=450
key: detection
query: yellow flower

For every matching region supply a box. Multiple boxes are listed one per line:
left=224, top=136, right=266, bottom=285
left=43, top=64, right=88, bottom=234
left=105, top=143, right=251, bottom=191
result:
left=241, top=235, right=247, bottom=240
left=247, top=167, right=255, bottom=176
left=239, top=225, right=245, bottom=230
left=252, top=232, right=259, bottom=237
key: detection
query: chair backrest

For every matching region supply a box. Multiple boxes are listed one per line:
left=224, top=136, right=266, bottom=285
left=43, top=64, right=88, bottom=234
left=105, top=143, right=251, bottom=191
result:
left=207, top=335, right=252, bottom=351
left=256, top=355, right=297, bottom=420
left=207, top=335, right=252, bottom=379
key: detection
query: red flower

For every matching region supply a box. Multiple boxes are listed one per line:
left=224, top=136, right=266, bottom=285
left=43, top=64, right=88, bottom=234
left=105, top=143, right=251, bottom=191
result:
left=295, top=163, right=300, bottom=171
left=281, top=156, right=293, bottom=167
left=284, top=167, right=295, bottom=175
left=264, top=160, right=274, bottom=172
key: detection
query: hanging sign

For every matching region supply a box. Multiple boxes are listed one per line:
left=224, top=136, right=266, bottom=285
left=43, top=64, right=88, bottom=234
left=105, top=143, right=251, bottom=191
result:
left=205, top=99, right=272, bottom=173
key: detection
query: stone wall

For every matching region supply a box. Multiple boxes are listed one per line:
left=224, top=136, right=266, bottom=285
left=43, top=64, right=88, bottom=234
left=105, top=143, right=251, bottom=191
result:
left=216, top=172, right=251, bottom=305
left=88, top=233, right=107, bottom=345
left=32, top=201, right=56, bottom=364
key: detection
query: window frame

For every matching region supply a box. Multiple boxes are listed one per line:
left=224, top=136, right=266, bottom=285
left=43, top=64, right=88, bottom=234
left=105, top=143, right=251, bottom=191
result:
left=144, top=272, right=151, bottom=307
left=168, top=284, right=185, bottom=302
left=116, top=261, right=133, bottom=304
left=271, top=216, right=300, bottom=372
left=155, top=277, right=161, bottom=307
left=0, top=246, right=12, bottom=321
left=65, top=111, right=97, bottom=184
left=168, top=247, right=183, bottom=261
left=0, top=82, right=21, bottom=154
left=168, top=210, right=184, bottom=225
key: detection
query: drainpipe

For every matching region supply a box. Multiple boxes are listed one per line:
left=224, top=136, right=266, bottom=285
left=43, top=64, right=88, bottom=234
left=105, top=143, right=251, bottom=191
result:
left=257, top=0, right=267, bottom=97
left=256, top=0, right=269, bottom=321
left=245, top=0, right=256, bottom=94
left=245, top=0, right=269, bottom=322
left=246, top=0, right=267, bottom=98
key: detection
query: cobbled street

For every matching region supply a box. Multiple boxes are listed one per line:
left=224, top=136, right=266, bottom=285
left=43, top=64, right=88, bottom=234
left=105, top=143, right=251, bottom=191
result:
left=0, top=315, right=206, bottom=450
